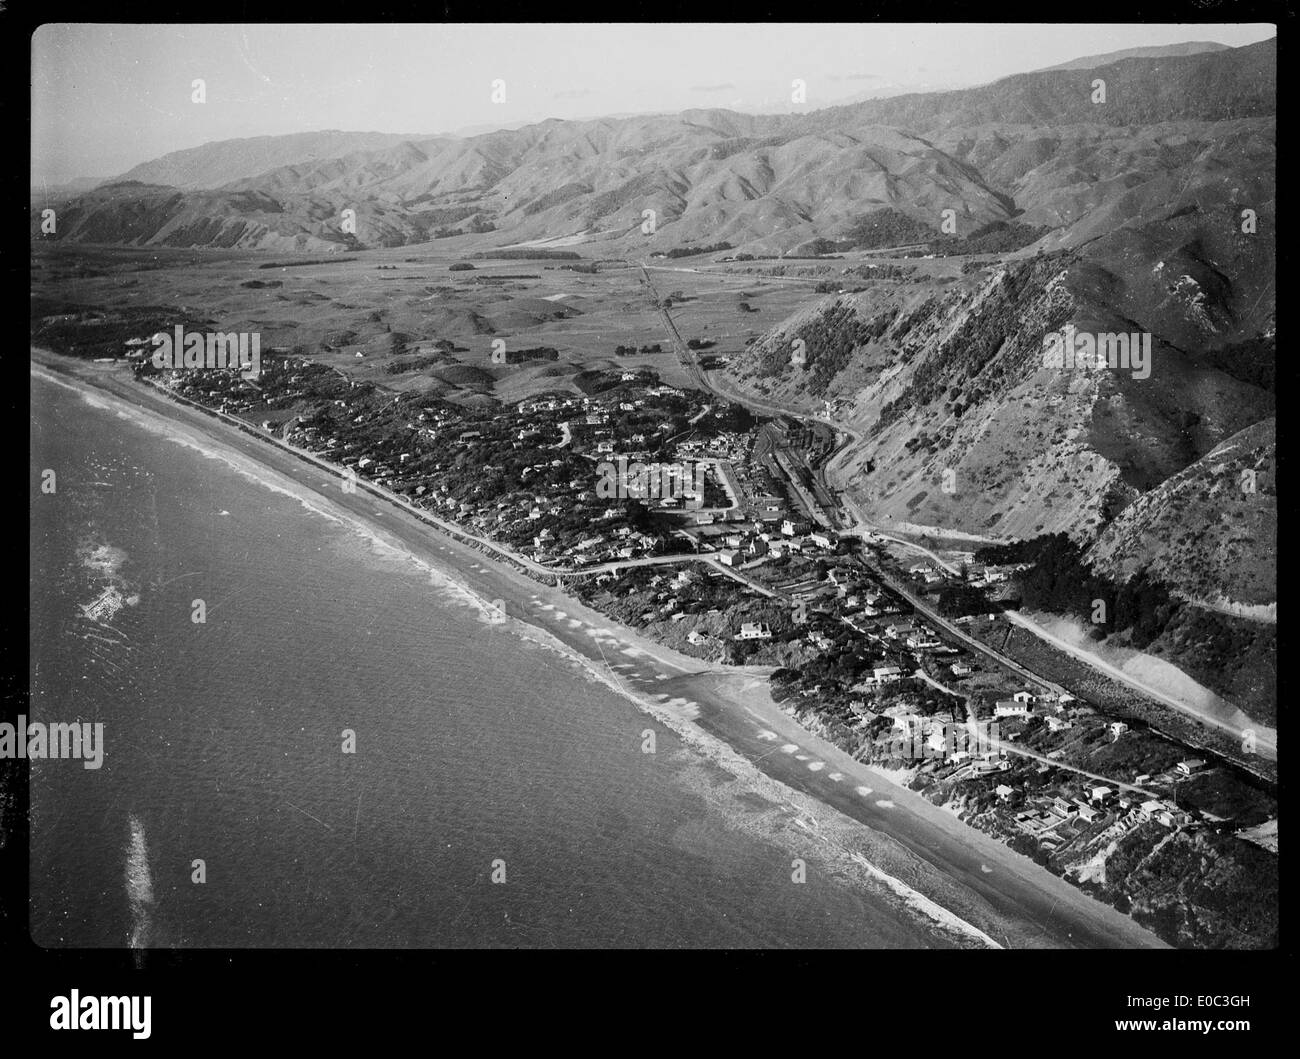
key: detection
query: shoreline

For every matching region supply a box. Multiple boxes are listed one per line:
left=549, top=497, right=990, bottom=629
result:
left=31, top=349, right=1168, bottom=949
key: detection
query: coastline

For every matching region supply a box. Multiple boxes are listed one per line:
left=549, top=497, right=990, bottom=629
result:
left=31, top=349, right=1168, bottom=949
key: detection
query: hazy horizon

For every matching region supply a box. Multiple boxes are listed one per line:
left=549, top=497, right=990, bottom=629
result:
left=32, top=22, right=1276, bottom=186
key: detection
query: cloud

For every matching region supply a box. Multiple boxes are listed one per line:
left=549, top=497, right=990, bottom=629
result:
left=552, top=88, right=595, bottom=99
left=690, top=83, right=736, bottom=93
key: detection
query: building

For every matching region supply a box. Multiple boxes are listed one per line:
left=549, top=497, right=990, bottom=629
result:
left=1109, top=721, right=1129, bottom=740
left=994, top=699, right=1033, bottom=719
left=1137, top=800, right=1165, bottom=822
left=736, top=622, right=772, bottom=641
left=1089, top=785, right=1115, bottom=804
left=872, top=666, right=903, bottom=684
left=995, top=784, right=1016, bottom=801
left=718, top=550, right=740, bottom=567
left=1051, top=797, right=1076, bottom=818
left=949, top=662, right=973, bottom=676
left=1176, top=759, right=1207, bottom=777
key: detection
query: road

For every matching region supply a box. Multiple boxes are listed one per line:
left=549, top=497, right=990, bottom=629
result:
left=636, top=263, right=711, bottom=391
left=913, top=669, right=1162, bottom=797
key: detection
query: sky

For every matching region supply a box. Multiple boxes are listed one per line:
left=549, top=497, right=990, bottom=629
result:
left=31, top=22, right=1277, bottom=184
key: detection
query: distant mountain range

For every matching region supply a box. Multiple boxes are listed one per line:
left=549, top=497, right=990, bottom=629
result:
left=33, top=39, right=1274, bottom=256
left=1033, top=40, right=1230, bottom=72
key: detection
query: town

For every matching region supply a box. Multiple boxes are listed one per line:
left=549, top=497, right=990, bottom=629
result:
left=128, top=341, right=1276, bottom=950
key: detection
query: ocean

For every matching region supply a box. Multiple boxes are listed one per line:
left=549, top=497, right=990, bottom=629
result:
left=29, top=368, right=961, bottom=949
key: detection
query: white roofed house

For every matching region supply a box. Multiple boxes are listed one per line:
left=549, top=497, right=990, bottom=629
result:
left=736, top=622, right=772, bottom=641
left=994, top=699, right=1033, bottom=719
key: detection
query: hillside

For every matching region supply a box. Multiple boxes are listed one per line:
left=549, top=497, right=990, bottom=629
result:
left=34, top=41, right=1275, bottom=257
left=1088, top=418, right=1276, bottom=614
left=1033, top=41, right=1231, bottom=73
left=114, top=130, right=443, bottom=190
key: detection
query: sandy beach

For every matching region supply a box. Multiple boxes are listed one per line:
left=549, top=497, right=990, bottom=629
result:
left=31, top=349, right=1168, bottom=949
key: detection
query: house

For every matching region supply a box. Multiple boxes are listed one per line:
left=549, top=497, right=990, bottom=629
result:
left=810, top=531, right=839, bottom=550
left=736, top=622, right=772, bottom=641
left=1075, top=802, right=1100, bottom=823
left=746, top=538, right=769, bottom=558
left=949, top=662, right=973, bottom=676
left=1089, top=785, right=1115, bottom=804
left=1012, top=691, right=1036, bottom=704
left=781, top=518, right=810, bottom=537
left=1176, top=759, right=1207, bottom=777
left=718, top=550, right=740, bottom=567
left=872, top=666, right=903, bottom=684
left=994, top=699, right=1032, bottom=719
left=1051, top=797, right=1076, bottom=818
left=995, top=784, right=1016, bottom=801
left=687, top=630, right=710, bottom=646
left=1045, top=716, right=1073, bottom=732
left=1109, top=721, right=1129, bottom=740
left=1137, top=800, right=1165, bottom=821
